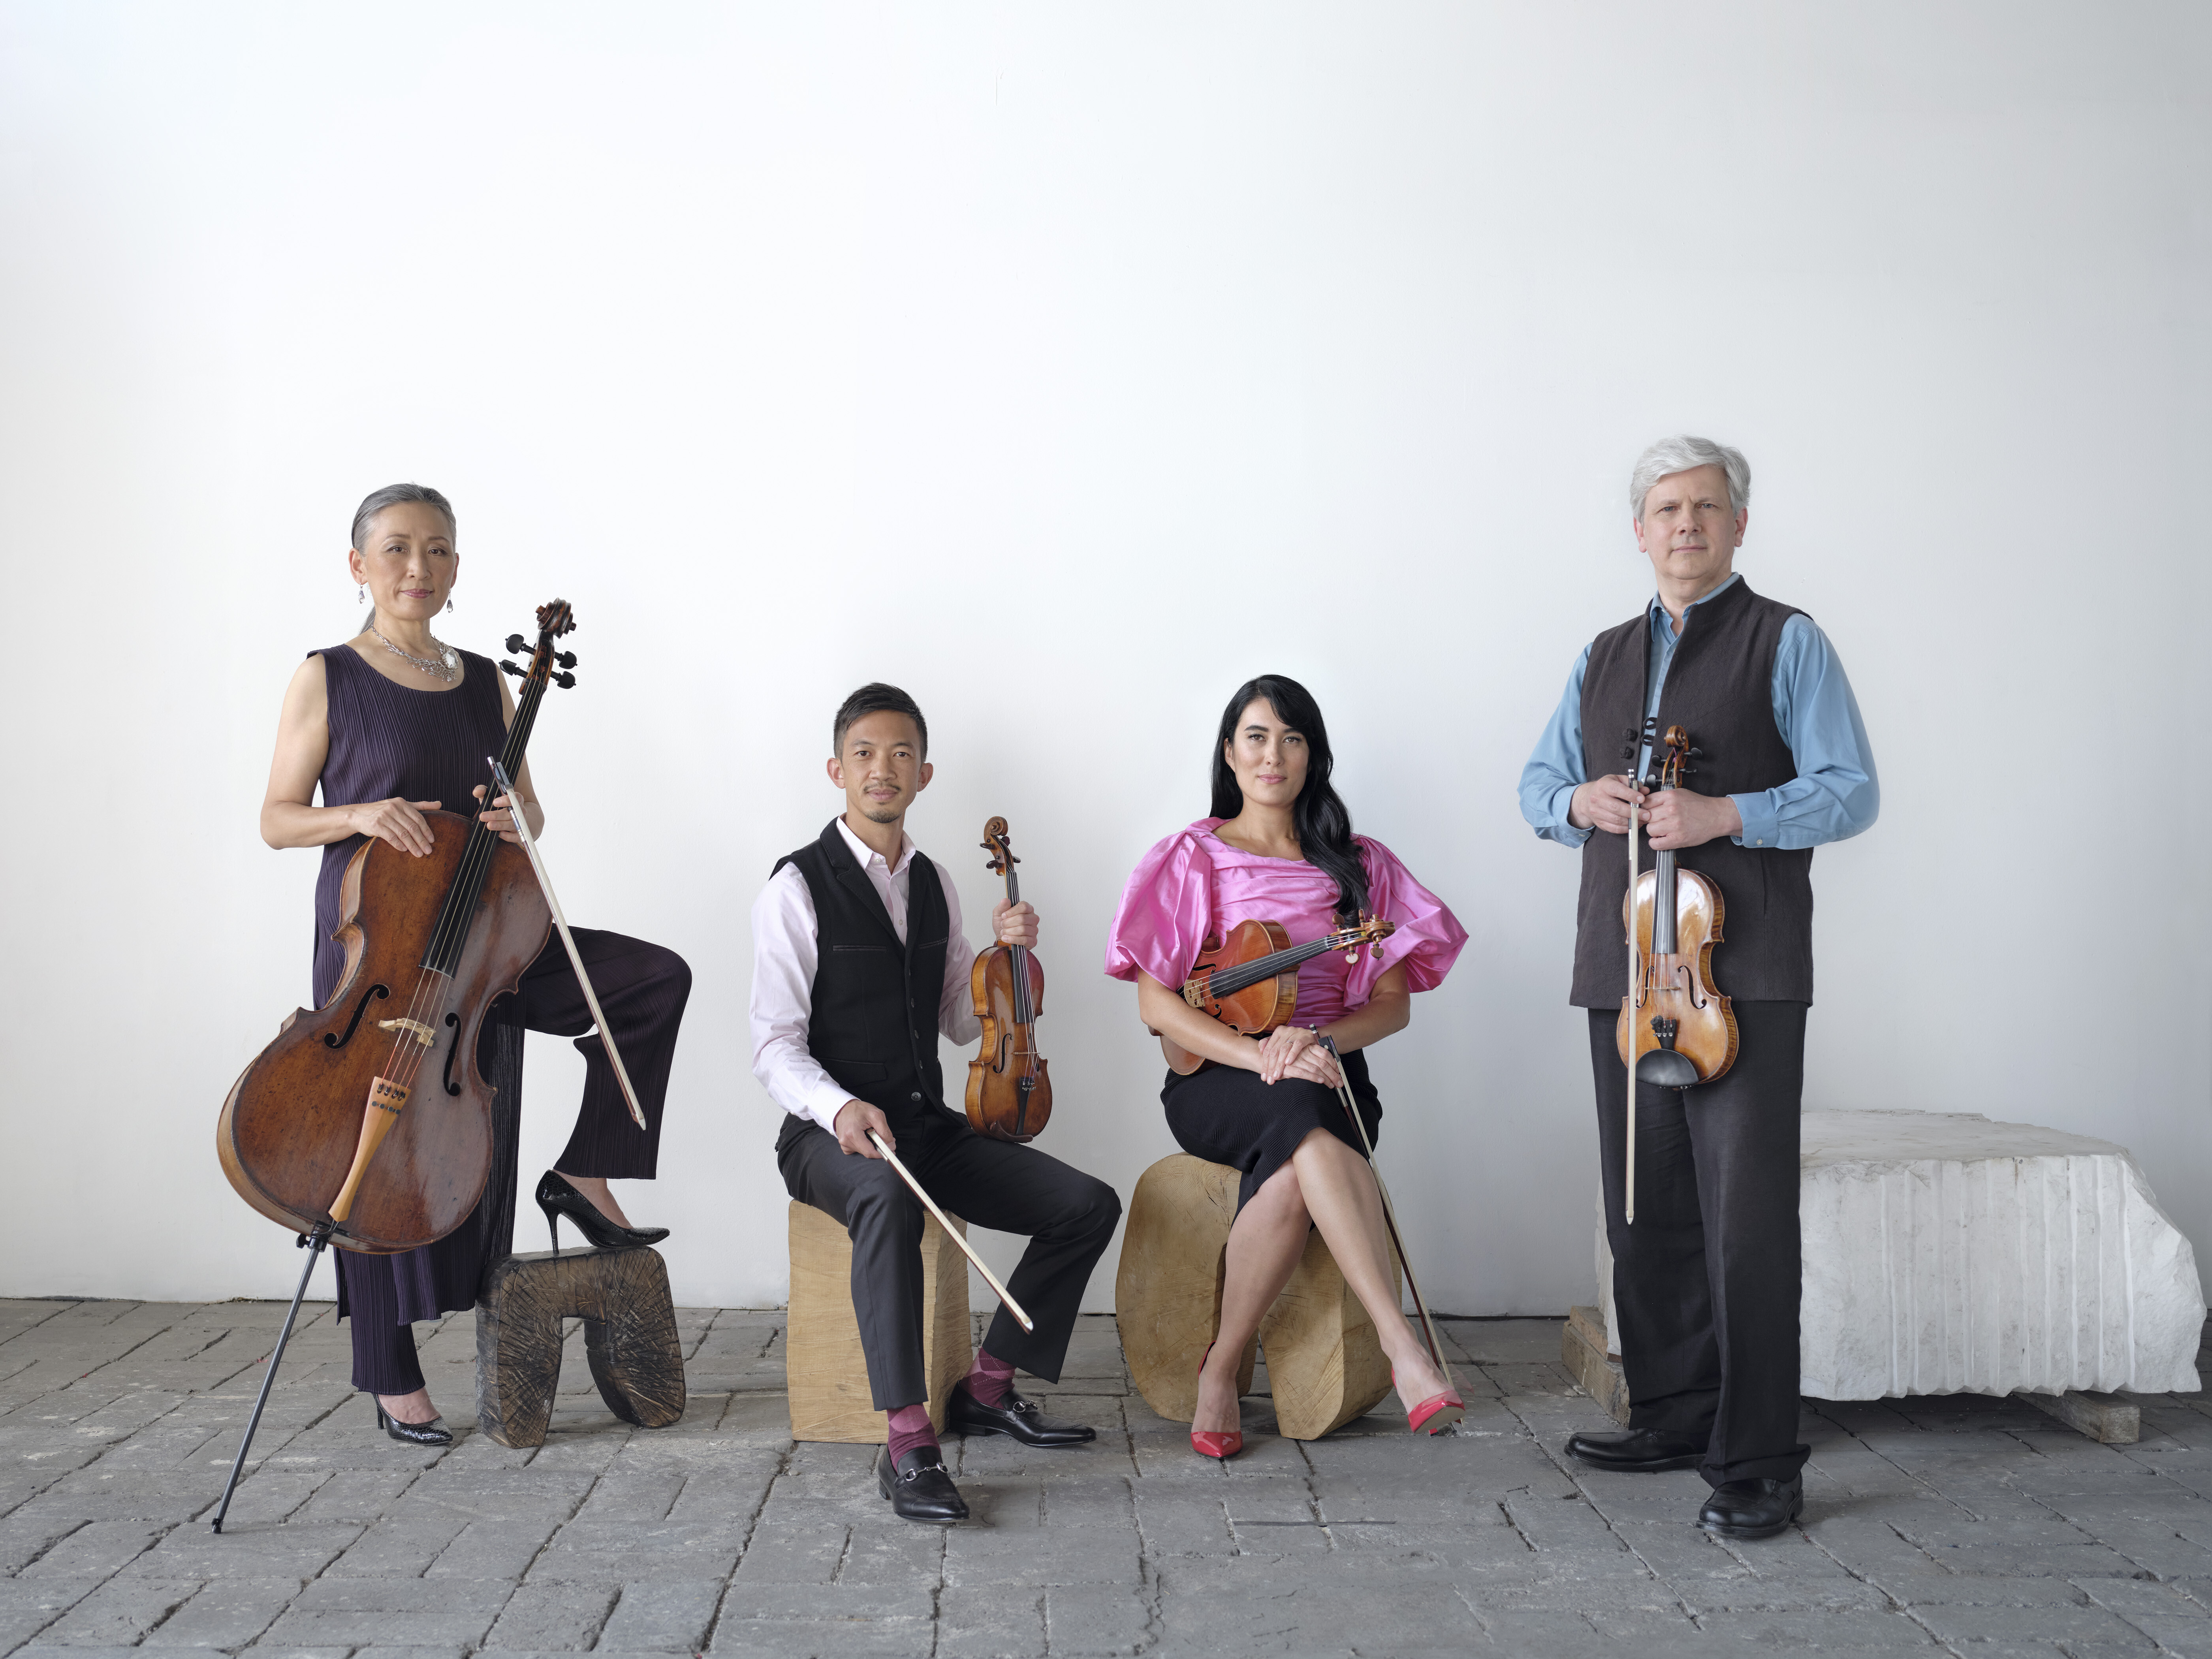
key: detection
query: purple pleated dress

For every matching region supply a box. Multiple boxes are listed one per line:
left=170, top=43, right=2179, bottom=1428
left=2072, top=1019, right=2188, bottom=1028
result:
left=312, top=642, right=525, bottom=1327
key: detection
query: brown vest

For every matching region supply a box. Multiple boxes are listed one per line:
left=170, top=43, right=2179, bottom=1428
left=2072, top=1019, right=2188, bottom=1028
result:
left=1570, top=577, right=1814, bottom=1007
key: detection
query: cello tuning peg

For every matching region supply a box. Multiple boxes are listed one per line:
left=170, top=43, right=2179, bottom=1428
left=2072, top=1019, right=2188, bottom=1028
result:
left=553, top=671, right=576, bottom=689
left=499, top=660, right=526, bottom=678
left=506, top=634, right=528, bottom=653
left=555, top=651, right=577, bottom=669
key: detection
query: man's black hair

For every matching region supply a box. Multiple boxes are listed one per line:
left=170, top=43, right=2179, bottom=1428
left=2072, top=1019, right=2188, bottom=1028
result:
left=833, top=683, right=929, bottom=759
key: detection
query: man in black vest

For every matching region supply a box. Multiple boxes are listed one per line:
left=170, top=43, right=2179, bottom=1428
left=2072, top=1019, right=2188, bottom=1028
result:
left=1518, top=436, right=1879, bottom=1539
left=750, top=683, right=1122, bottom=1523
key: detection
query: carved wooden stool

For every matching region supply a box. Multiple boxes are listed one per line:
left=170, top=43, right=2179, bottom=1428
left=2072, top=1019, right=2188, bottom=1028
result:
left=1115, top=1153, right=1398, bottom=1440
left=785, top=1200, right=974, bottom=1443
left=475, top=1244, right=687, bottom=1449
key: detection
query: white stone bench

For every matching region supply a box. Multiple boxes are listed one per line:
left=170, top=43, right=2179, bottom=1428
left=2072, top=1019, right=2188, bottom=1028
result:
left=1585, top=1109, right=2204, bottom=1440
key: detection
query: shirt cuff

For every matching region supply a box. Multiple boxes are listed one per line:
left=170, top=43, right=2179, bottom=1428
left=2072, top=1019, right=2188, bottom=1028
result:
left=801, top=1078, right=860, bottom=1135
left=1542, top=783, right=1592, bottom=846
left=1731, top=792, right=1779, bottom=849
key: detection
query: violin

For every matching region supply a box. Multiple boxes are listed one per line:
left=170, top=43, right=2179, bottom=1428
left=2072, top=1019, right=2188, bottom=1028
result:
left=1159, top=914, right=1396, bottom=1076
left=965, top=816, right=1051, bottom=1142
left=1618, top=721, right=1737, bottom=1091
left=215, top=602, right=579, bottom=1253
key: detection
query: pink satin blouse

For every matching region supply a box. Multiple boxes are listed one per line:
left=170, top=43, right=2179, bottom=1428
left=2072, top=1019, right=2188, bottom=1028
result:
left=1103, top=819, right=1467, bottom=1027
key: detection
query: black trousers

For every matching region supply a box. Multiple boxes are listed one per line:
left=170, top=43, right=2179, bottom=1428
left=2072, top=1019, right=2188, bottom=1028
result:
left=340, top=926, right=692, bottom=1395
left=1589, top=999, right=1808, bottom=1488
left=779, top=1106, right=1122, bottom=1411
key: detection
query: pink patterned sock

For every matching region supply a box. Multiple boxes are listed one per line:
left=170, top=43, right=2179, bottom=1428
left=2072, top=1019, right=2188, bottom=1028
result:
left=886, top=1403, right=937, bottom=1466
left=962, top=1347, right=1018, bottom=1408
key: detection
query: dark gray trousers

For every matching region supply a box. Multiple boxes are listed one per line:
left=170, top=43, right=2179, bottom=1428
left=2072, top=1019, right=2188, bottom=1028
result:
left=1589, top=1000, right=1809, bottom=1488
left=778, top=1108, right=1121, bottom=1411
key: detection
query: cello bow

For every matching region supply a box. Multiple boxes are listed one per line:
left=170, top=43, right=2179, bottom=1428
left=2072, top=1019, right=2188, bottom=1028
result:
left=487, top=757, right=647, bottom=1130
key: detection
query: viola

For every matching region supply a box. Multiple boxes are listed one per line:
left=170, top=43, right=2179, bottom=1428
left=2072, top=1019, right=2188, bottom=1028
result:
left=1617, top=720, right=1738, bottom=1093
left=965, top=816, right=1052, bottom=1142
left=1159, top=914, right=1396, bottom=1076
left=215, top=603, right=579, bottom=1253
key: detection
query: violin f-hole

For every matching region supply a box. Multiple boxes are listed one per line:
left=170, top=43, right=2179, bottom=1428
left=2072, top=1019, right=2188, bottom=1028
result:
left=324, top=984, right=391, bottom=1050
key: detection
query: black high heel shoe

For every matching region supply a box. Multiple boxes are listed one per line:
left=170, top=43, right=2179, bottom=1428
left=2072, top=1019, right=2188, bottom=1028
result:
left=374, top=1403, right=453, bottom=1447
left=536, top=1170, right=670, bottom=1252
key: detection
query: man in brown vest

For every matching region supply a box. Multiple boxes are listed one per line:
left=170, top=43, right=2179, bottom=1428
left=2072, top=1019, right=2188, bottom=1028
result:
left=1518, top=436, right=1879, bottom=1539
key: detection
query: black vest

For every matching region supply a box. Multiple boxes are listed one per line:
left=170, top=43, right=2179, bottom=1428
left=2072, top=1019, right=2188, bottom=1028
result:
left=775, top=819, right=954, bottom=1126
left=1571, top=577, right=1815, bottom=1007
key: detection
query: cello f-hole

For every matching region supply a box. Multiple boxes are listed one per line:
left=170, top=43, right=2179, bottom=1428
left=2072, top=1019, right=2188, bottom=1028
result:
left=441, top=1011, right=464, bottom=1096
left=324, top=984, right=391, bottom=1050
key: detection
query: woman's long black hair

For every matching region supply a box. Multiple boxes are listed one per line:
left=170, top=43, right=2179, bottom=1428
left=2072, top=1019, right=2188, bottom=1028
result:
left=1209, top=674, right=1367, bottom=922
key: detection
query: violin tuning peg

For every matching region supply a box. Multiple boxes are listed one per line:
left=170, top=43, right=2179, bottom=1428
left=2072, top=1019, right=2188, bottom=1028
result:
left=506, top=634, right=528, bottom=653
left=553, top=671, right=576, bottom=689
left=499, top=660, right=525, bottom=678
left=555, top=651, right=577, bottom=669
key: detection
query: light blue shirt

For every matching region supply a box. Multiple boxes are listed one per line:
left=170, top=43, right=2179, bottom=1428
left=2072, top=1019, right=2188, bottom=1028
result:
left=1518, top=574, right=1879, bottom=851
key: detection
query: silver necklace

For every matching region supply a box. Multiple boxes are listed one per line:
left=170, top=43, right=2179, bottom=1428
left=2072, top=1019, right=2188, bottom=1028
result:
left=368, top=623, right=460, bottom=683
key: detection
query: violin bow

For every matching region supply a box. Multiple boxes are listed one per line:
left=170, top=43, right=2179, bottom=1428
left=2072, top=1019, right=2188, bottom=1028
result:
left=487, top=757, right=649, bottom=1131
left=1625, top=769, right=1639, bottom=1226
left=1317, top=1035, right=1461, bottom=1401
left=867, top=1131, right=1035, bottom=1333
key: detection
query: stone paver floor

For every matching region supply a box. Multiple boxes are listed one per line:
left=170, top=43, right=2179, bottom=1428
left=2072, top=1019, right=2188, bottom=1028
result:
left=3, top=1298, right=2212, bottom=1656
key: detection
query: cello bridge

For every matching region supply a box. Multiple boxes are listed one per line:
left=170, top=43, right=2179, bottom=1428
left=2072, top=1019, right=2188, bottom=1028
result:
left=1181, top=980, right=1208, bottom=1008
left=377, top=1018, right=438, bottom=1049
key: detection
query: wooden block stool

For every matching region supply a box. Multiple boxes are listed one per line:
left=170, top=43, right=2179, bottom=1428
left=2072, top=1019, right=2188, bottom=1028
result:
left=1116, top=1153, right=1399, bottom=1441
left=786, top=1200, right=974, bottom=1443
left=475, top=1244, right=687, bottom=1449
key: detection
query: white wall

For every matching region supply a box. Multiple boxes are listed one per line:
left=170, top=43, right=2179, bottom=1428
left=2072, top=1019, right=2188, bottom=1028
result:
left=2, top=2, right=2204, bottom=1316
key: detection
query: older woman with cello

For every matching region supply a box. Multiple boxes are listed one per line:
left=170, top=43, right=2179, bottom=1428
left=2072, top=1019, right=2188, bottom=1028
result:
left=1105, top=674, right=1468, bottom=1458
left=255, top=483, right=691, bottom=1444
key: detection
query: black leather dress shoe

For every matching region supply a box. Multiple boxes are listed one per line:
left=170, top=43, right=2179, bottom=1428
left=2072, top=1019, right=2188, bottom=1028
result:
left=1564, top=1428, right=1704, bottom=1473
left=1698, top=1475, right=1803, bottom=1539
left=946, top=1386, right=1097, bottom=1448
left=875, top=1445, right=969, bottom=1524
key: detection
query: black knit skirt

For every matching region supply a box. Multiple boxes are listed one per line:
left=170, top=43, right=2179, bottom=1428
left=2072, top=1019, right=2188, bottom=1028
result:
left=1162, top=1048, right=1382, bottom=1213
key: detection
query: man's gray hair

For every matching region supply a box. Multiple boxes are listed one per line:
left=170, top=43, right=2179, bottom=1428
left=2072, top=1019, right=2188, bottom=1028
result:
left=1630, top=436, right=1750, bottom=520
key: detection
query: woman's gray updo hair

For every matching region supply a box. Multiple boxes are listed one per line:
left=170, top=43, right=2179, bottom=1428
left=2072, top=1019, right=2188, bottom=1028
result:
left=1629, top=436, right=1750, bottom=520
left=350, top=483, right=455, bottom=630
left=351, top=482, right=456, bottom=551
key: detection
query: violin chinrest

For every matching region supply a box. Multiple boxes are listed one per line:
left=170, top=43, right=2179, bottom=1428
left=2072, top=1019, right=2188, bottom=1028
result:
left=1634, top=1048, right=1702, bottom=1090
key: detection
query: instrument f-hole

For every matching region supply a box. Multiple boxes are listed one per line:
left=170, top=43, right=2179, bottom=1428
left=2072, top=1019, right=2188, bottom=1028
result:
left=440, top=1012, right=463, bottom=1096
left=324, top=984, right=390, bottom=1050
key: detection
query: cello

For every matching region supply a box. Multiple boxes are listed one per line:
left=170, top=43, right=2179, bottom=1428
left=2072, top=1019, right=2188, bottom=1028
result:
left=1616, top=721, right=1737, bottom=1220
left=216, top=601, right=579, bottom=1253
left=1157, top=914, right=1396, bottom=1075
left=965, top=816, right=1051, bottom=1142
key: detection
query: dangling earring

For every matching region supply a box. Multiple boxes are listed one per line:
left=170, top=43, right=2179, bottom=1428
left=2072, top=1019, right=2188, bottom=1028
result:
left=445, top=598, right=454, bottom=613
left=357, top=585, right=365, bottom=604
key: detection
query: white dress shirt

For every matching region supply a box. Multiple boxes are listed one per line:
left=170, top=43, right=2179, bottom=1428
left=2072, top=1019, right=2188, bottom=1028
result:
left=750, top=816, right=983, bottom=1132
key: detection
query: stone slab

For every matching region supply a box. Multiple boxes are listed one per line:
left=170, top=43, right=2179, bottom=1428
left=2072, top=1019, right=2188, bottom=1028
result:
left=1597, top=1109, right=2209, bottom=1404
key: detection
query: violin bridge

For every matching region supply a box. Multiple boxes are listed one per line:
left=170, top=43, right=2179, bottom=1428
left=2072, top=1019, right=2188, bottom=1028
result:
left=376, top=1018, right=438, bottom=1049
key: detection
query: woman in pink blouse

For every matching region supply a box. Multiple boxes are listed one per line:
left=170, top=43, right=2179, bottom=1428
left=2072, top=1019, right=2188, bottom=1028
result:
left=1106, top=674, right=1469, bottom=1458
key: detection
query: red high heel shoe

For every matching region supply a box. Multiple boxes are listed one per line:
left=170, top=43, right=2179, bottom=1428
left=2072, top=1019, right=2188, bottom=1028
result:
left=1393, top=1366, right=1465, bottom=1435
left=1191, top=1341, right=1243, bottom=1461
